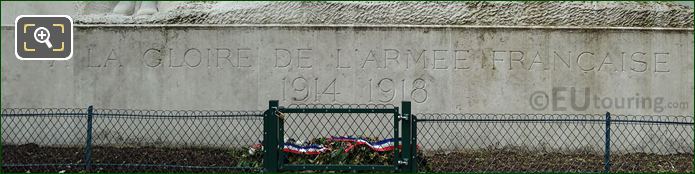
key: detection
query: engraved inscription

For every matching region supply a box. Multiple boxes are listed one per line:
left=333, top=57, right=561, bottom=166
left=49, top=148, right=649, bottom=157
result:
left=60, top=32, right=680, bottom=108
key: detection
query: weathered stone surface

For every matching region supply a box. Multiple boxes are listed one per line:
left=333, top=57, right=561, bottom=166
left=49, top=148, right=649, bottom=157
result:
left=2, top=26, right=693, bottom=115
left=2, top=2, right=693, bottom=27
left=73, top=1, right=694, bottom=28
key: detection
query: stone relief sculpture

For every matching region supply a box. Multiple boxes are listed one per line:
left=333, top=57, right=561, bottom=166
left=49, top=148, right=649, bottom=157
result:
left=112, top=1, right=158, bottom=16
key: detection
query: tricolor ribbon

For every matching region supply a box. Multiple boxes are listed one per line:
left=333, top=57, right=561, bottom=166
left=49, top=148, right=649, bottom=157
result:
left=282, top=144, right=329, bottom=155
left=329, top=136, right=398, bottom=152
left=277, top=136, right=410, bottom=155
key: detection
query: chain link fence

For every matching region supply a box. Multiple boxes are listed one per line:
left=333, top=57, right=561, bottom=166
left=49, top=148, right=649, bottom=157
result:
left=610, top=115, right=693, bottom=172
left=416, top=113, right=694, bottom=173
left=2, top=107, right=693, bottom=173
left=274, top=104, right=402, bottom=171
left=2, top=108, right=87, bottom=172
left=2, top=107, right=264, bottom=173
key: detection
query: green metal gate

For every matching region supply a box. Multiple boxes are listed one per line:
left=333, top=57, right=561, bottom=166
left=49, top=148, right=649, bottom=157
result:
left=262, top=100, right=416, bottom=172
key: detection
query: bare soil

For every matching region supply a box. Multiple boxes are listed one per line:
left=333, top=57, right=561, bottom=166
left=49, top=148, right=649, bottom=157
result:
left=2, top=144, right=259, bottom=173
left=3, top=144, right=692, bottom=173
left=422, top=149, right=693, bottom=173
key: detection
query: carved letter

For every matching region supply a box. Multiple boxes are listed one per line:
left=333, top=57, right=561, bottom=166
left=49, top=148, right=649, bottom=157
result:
left=104, top=49, right=122, bottom=67
left=553, top=51, right=571, bottom=71
left=184, top=48, right=202, bottom=67
left=336, top=49, right=351, bottom=69
left=407, top=49, right=427, bottom=69
left=654, top=52, right=669, bottom=73
left=275, top=49, right=291, bottom=68
left=297, top=48, right=312, bottom=68
left=630, top=52, right=647, bottom=72
left=87, top=48, right=101, bottom=68
left=576, top=52, right=595, bottom=71
left=453, top=50, right=470, bottom=70
left=384, top=49, right=399, bottom=69
left=143, top=48, right=162, bottom=67
left=361, top=49, right=379, bottom=69
left=509, top=51, right=524, bottom=70
left=169, top=48, right=183, bottom=68
left=528, top=51, right=545, bottom=71
left=433, top=50, right=448, bottom=70
left=491, top=50, right=505, bottom=70
left=597, top=53, right=614, bottom=72
left=238, top=48, right=252, bottom=68
left=215, top=48, right=233, bottom=68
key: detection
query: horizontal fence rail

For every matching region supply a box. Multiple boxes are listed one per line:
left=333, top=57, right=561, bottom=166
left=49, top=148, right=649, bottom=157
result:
left=2, top=105, right=693, bottom=173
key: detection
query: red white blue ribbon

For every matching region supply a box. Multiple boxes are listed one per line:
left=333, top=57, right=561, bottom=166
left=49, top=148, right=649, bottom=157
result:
left=282, top=144, right=330, bottom=155
left=329, top=136, right=398, bottom=152
left=280, top=136, right=400, bottom=155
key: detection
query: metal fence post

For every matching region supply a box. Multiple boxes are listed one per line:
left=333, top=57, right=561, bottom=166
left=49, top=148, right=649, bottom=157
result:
left=277, top=102, right=285, bottom=168
left=412, top=111, right=417, bottom=172
left=263, top=100, right=280, bottom=172
left=400, top=101, right=416, bottom=172
left=393, top=106, right=401, bottom=170
left=604, top=112, right=611, bottom=173
left=85, top=106, right=94, bottom=172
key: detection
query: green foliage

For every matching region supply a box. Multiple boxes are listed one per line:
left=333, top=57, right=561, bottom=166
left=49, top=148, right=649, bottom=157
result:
left=229, top=146, right=263, bottom=168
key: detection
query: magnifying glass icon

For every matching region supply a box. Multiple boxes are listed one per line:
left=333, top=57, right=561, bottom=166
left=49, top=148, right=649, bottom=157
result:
left=33, top=27, right=52, bottom=48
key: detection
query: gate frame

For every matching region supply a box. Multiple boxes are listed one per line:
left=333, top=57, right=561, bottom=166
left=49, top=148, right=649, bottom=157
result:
left=262, top=100, right=416, bottom=172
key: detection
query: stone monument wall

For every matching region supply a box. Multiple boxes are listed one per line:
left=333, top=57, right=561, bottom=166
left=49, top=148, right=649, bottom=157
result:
left=1, top=1, right=692, bottom=152
left=2, top=25, right=692, bottom=115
